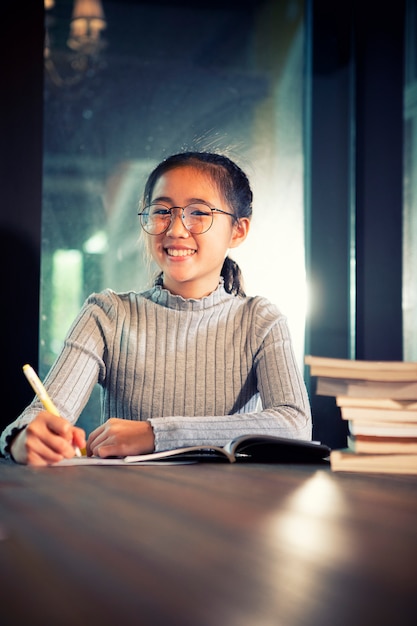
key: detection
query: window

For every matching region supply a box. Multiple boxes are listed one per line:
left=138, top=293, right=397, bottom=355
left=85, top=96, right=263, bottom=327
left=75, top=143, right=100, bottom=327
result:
left=404, top=0, right=417, bottom=360
left=42, top=0, right=307, bottom=430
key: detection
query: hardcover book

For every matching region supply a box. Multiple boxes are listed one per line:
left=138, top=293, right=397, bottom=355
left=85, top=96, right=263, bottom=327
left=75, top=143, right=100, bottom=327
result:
left=315, top=377, right=417, bottom=400
left=305, top=355, right=417, bottom=382
left=330, top=448, right=417, bottom=475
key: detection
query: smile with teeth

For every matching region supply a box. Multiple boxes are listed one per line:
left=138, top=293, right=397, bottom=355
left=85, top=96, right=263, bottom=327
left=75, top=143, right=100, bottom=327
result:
left=166, top=248, right=196, bottom=257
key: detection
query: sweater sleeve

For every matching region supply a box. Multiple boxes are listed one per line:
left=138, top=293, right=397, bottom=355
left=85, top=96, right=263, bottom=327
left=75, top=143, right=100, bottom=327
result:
left=149, top=309, right=312, bottom=451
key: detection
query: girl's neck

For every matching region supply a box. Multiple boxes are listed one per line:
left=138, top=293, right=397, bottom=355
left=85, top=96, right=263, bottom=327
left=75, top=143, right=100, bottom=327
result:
left=161, top=276, right=221, bottom=300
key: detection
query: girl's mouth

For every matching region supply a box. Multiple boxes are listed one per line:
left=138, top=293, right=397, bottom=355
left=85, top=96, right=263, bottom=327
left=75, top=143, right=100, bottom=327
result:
left=165, top=248, right=196, bottom=257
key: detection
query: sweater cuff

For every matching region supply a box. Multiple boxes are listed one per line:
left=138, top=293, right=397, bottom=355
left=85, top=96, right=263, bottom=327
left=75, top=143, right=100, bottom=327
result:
left=1, top=426, right=25, bottom=460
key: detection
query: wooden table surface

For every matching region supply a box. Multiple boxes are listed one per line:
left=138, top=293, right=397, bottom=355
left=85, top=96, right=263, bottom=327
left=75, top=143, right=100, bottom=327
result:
left=1, top=458, right=417, bottom=626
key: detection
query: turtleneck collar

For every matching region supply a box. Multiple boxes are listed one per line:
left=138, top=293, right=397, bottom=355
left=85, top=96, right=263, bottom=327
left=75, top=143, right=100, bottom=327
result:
left=142, top=276, right=234, bottom=311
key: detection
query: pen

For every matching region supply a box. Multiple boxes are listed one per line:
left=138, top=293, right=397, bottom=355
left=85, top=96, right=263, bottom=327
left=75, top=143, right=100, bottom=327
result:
left=22, top=364, right=82, bottom=457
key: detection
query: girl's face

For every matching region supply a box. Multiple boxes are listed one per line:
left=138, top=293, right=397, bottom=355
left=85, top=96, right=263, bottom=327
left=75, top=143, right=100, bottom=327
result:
left=146, top=166, right=249, bottom=299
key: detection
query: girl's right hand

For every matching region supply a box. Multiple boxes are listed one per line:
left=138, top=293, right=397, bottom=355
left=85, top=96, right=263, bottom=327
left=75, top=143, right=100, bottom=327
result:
left=10, top=411, right=86, bottom=466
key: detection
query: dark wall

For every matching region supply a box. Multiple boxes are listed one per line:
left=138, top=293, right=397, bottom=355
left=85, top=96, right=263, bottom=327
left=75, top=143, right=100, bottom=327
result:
left=355, top=3, right=404, bottom=361
left=0, top=2, right=44, bottom=432
left=307, top=0, right=405, bottom=447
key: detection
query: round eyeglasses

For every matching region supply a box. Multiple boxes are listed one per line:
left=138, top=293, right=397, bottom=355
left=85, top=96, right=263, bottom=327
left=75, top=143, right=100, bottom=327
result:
left=138, top=202, right=236, bottom=235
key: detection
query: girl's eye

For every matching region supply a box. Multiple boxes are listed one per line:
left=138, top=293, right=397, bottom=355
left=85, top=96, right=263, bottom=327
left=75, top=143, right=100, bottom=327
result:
left=151, top=206, right=171, bottom=216
left=188, top=204, right=212, bottom=217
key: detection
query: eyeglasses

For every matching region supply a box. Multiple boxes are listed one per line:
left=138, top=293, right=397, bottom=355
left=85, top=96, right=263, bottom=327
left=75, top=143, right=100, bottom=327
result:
left=138, top=202, right=236, bottom=235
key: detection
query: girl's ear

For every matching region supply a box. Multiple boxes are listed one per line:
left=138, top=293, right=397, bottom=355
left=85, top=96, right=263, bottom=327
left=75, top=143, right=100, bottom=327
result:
left=229, top=217, right=250, bottom=249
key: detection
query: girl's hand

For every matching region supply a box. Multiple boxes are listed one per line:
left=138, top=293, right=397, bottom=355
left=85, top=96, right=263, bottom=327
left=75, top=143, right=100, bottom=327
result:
left=86, top=418, right=155, bottom=458
left=10, top=411, right=86, bottom=466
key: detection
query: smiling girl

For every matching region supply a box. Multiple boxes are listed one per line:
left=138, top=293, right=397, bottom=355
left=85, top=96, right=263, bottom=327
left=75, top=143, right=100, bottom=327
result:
left=2, top=152, right=312, bottom=465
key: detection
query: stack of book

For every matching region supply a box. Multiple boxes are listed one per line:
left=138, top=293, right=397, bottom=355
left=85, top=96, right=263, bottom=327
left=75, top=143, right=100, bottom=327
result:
left=305, top=355, right=417, bottom=474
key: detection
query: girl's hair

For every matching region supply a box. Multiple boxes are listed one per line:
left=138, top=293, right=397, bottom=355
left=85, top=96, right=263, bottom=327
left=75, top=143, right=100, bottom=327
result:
left=142, top=151, right=253, bottom=297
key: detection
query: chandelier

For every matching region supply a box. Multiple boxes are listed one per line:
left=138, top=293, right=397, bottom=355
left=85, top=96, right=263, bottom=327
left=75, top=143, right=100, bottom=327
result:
left=44, top=0, right=107, bottom=88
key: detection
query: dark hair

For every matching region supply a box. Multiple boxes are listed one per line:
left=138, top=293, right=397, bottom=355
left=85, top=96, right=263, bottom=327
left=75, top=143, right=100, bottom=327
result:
left=142, top=152, right=253, bottom=296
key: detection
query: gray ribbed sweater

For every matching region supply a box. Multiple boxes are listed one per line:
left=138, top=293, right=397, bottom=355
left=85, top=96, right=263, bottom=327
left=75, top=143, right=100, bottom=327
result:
left=0, top=280, right=312, bottom=456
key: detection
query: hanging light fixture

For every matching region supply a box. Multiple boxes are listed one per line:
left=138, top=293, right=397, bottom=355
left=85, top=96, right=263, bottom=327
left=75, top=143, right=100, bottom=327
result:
left=44, top=0, right=107, bottom=88
left=67, top=0, right=107, bottom=55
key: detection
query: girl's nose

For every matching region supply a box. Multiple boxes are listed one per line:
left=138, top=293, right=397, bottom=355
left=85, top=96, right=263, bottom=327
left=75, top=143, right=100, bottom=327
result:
left=165, top=209, right=190, bottom=237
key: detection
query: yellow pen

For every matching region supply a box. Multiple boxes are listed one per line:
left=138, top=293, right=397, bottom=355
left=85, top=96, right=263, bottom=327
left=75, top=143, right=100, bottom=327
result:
left=22, top=364, right=82, bottom=457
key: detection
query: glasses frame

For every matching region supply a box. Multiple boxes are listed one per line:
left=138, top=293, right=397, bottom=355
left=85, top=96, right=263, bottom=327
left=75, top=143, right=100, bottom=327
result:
left=138, top=202, right=236, bottom=235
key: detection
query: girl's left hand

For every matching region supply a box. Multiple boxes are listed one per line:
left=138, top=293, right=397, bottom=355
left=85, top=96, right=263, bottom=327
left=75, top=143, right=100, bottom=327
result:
left=86, top=418, right=155, bottom=458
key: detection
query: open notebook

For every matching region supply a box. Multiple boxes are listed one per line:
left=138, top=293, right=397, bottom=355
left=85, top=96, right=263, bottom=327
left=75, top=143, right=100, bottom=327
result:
left=53, top=434, right=331, bottom=466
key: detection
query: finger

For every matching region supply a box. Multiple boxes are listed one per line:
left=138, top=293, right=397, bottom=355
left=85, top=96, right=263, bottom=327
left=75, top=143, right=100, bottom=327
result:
left=87, top=424, right=105, bottom=446
left=72, top=426, right=86, bottom=450
left=88, top=432, right=112, bottom=457
left=24, top=450, right=54, bottom=467
left=38, top=411, right=71, bottom=428
left=24, top=435, right=68, bottom=466
left=96, top=444, right=120, bottom=458
left=40, top=411, right=73, bottom=438
left=87, top=428, right=109, bottom=457
left=27, top=420, right=76, bottom=458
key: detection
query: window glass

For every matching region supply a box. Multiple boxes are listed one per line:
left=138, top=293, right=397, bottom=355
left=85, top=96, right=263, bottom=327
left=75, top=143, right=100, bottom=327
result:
left=404, top=0, right=417, bottom=360
left=42, top=0, right=307, bottom=430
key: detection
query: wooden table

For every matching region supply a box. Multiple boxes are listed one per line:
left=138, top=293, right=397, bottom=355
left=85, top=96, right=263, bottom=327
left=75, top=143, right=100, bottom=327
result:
left=1, top=458, right=417, bottom=625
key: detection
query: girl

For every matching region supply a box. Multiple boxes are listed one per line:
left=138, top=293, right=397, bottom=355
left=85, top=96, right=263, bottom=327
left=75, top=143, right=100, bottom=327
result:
left=2, top=152, right=311, bottom=465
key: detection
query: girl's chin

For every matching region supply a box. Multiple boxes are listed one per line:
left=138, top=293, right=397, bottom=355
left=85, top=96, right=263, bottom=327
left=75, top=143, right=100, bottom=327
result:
left=164, top=271, right=194, bottom=286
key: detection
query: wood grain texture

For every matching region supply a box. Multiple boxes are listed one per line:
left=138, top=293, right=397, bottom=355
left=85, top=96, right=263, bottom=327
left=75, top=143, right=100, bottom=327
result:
left=1, top=460, right=417, bottom=625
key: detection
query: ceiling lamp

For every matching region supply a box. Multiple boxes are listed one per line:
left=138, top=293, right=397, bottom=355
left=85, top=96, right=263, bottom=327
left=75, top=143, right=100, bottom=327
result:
left=44, top=0, right=107, bottom=88
left=67, top=0, right=107, bottom=54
